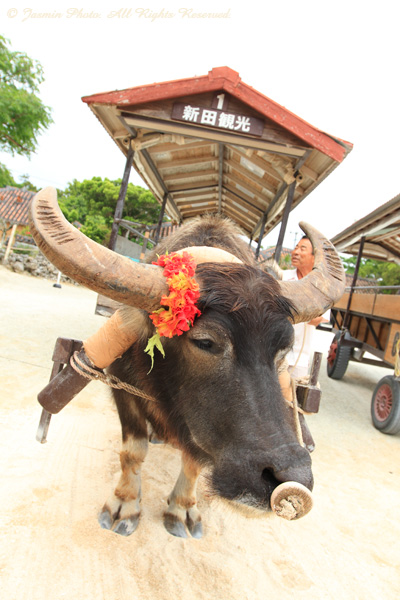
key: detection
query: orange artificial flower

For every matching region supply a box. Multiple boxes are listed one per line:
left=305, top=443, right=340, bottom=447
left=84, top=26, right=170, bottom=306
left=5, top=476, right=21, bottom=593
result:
left=145, top=252, right=202, bottom=370
left=149, top=252, right=201, bottom=338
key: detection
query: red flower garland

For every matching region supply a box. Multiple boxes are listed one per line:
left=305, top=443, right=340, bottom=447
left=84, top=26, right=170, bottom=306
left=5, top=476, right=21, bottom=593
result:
left=145, top=251, right=201, bottom=371
left=150, top=251, right=201, bottom=337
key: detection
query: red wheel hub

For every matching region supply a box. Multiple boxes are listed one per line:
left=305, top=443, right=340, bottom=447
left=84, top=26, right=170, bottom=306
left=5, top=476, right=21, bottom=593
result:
left=327, top=341, right=338, bottom=367
left=374, top=384, right=393, bottom=421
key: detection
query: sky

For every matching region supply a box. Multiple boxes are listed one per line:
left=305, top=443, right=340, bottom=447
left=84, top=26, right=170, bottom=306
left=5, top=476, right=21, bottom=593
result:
left=1, top=1, right=399, bottom=249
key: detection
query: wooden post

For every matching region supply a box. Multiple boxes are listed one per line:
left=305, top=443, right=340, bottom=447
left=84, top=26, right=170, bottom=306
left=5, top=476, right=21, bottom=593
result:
left=255, top=213, right=268, bottom=260
left=154, top=193, right=168, bottom=245
left=3, top=223, right=17, bottom=264
left=108, top=141, right=135, bottom=251
left=274, top=181, right=295, bottom=264
left=343, top=235, right=366, bottom=330
left=140, top=231, right=150, bottom=261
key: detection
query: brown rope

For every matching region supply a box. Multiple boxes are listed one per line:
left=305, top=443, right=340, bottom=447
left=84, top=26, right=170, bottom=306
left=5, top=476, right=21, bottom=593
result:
left=70, top=351, right=156, bottom=403
left=290, top=377, right=304, bottom=446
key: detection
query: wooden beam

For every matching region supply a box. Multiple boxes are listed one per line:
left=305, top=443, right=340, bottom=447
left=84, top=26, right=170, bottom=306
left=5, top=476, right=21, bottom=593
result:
left=155, top=154, right=218, bottom=170
left=162, top=168, right=218, bottom=183
left=225, top=157, right=276, bottom=194
left=274, top=181, right=296, bottom=263
left=232, top=145, right=285, bottom=182
left=223, top=171, right=271, bottom=204
left=251, top=182, right=287, bottom=239
left=150, top=139, right=212, bottom=154
left=171, top=186, right=218, bottom=200
left=223, top=189, right=261, bottom=219
left=179, top=200, right=218, bottom=212
left=221, top=204, right=254, bottom=231
left=120, top=114, right=307, bottom=158
left=140, top=148, right=182, bottom=222
left=109, top=141, right=135, bottom=251
left=218, top=143, right=224, bottom=213
left=223, top=184, right=265, bottom=215
left=154, top=193, right=168, bottom=245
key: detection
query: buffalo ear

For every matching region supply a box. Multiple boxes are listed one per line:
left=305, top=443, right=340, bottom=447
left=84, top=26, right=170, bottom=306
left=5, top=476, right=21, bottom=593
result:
left=279, top=222, right=345, bottom=324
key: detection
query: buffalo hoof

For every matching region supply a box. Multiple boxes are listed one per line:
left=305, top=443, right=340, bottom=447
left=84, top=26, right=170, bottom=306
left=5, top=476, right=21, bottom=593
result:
left=187, top=518, right=203, bottom=539
left=98, top=509, right=113, bottom=530
left=112, top=515, right=140, bottom=536
left=163, top=510, right=203, bottom=539
left=164, top=513, right=188, bottom=538
left=98, top=507, right=140, bottom=536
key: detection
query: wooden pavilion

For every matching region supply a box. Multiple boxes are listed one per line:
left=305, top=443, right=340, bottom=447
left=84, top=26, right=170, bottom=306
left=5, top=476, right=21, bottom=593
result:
left=82, top=66, right=353, bottom=258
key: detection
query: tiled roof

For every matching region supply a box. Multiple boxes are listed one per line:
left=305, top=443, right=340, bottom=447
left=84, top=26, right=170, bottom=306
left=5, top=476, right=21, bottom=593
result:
left=0, top=187, right=35, bottom=226
left=260, top=246, right=292, bottom=260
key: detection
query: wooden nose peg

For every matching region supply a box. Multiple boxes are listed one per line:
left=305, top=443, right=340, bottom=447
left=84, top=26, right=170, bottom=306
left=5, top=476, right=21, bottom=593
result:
left=270, top=482, right=313, bottom=520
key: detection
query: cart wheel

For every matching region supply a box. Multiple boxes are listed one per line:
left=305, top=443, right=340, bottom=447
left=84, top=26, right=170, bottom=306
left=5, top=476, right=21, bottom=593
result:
left=371, top=376, right=400, bottom=434
left=327, top=332, right=351, bottom=379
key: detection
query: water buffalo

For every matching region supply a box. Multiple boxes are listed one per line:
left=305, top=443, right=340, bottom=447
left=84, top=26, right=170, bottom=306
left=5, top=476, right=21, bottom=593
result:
left=29, top=187, right=345, bottom=538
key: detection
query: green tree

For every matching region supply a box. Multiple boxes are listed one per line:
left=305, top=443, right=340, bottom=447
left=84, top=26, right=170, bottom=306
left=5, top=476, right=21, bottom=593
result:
left=59, top=176, right=163, bottom=243
left=341, top=255, right=400, bottom=292
left=0, top=35, right=52, bottom=157
left=0, top=162, right=16, bottom=187
left=80, top=215, right=110, bottom=245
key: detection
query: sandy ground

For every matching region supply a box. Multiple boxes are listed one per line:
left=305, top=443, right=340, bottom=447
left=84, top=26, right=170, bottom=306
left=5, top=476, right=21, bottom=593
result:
left=1, top=265, right=400, bottom=600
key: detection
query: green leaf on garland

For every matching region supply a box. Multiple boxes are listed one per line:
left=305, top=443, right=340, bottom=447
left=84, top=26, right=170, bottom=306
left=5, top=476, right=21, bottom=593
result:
left=144, top=332, right=165, bottom=373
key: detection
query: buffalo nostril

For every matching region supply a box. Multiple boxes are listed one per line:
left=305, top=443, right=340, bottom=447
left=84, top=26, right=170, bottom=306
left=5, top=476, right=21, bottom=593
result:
left=261, top=468, right=280, bottom=493
left=273, top=467, right=314, bottom=492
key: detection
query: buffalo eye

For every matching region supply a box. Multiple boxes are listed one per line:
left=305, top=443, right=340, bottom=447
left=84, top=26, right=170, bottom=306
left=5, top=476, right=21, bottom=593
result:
left=191, top=338, right=214, bottom=352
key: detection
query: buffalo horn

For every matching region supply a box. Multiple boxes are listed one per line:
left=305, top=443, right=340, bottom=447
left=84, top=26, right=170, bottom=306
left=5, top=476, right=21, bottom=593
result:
left=28, top=187, right=169, bottom=312
left=279, top=222, right=345, bottom=324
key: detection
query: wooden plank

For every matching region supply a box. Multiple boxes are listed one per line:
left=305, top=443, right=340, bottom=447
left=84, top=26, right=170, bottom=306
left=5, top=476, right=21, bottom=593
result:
left=121, top=97, right=310, bottom=149
left=334, top=293, right=375, bottom=314
left=225, top=157, right=276, bottom=194
left=384, top=323, right=400, bottom=366
left=121, top=115, right=307, bottom=158
left=171, top=186, right=218, bottom=199
left=222, top=194, right=256, bottom=222
left=168, top=181, right=218, bottom=193
left=232, top=146, right=284, bottom=182
left=223, top=171, right=270, bottom=202
left=150, top=139, right=213, bottom=154
left=223, top=190, right=261, bottom=218
left=156, top=154, right=217, bottom=170
left=221, top=204, right=254, bottom=230
left=163, top=168, right=218, bottom=183
left=373, top=294, right=400, bottom=321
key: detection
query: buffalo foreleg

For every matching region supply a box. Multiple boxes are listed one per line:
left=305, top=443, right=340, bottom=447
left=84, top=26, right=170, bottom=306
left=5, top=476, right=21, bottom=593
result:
left=99, top=436, right=148, bottom=535
left=164, top=451, right=203, bottom=539
left=99, top=391, right=149, bottom=536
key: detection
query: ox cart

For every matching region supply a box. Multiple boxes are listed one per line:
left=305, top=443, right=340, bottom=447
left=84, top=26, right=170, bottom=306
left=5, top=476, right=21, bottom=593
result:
left=327, top=194, right=400, bottom=434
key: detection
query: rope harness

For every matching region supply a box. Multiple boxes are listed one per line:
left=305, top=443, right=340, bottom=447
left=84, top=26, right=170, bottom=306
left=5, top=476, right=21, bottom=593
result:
left=70, top=351, right=155, bottom=403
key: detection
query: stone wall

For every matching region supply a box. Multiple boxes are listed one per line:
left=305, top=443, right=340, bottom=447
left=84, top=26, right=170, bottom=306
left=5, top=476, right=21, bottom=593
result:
left=0, top=248, right=78, bottom=285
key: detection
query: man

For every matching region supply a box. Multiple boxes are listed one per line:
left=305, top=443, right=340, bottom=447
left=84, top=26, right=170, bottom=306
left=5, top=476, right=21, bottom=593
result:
left=282, top=236, right=329, bottom=378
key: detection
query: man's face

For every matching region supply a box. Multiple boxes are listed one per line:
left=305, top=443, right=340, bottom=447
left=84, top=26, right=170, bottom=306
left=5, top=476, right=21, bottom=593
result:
left=291, top=238, right=314, bottom=274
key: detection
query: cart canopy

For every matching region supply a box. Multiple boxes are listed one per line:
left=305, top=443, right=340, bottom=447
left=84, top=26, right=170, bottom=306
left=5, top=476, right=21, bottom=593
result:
left=331, top=193, right=400, bottom=264
left=82, top=67, right=352, bottom=243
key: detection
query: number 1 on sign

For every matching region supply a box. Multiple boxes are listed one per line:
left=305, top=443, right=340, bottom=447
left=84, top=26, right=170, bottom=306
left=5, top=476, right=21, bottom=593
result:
left=216, top=94, right=225, bottom=110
